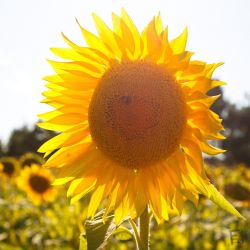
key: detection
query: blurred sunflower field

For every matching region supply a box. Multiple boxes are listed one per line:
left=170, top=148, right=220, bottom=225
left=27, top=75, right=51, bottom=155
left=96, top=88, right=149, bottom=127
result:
left=0, top=152, right=249, bottom=249
left=0, top=3, right=250, bottom=249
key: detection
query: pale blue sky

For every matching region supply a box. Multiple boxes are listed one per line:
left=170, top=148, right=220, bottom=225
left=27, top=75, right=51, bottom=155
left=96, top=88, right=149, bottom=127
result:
left=0, top=0, right=250, bottom=142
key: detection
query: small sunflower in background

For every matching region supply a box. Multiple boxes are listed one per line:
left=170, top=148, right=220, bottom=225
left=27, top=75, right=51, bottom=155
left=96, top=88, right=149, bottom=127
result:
left=223, top=164, right=250, bottom=207
left=17, top=164, right=57, bottom=205
left=0, top=157, right=20, bottom=181
left=224, top=183, right=250, bottom=205
left=206, top=164, right=250, bottom=207
left=19, top=152, right=44, bottom=168
left=39, top=9, right=243, bottom=222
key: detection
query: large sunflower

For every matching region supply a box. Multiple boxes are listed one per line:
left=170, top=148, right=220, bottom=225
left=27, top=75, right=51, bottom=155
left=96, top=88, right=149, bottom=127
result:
left=0, top=157, right=20, bottom=181
left=39, top=9, right=242, bottom=223
left=17, top=164, right=57, bottom=205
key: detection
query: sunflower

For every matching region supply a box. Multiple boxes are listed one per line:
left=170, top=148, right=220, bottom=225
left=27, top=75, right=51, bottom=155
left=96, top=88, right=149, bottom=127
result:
left=38, top=9, right=243, bottom=223
left=19, top=152, right=44, bottom=168
left=17, top=164, right=57, bottom=205
left=0, top=157, right=20, bottom=180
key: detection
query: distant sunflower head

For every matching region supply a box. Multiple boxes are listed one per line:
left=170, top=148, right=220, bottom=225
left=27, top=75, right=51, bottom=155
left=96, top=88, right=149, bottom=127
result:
left=17, top=164, right=57, bottom=205
left=19, top=152, right=44, bottom=168
left=38, top=9, right=243, bottom=222
left=0, top=157, right=20, bottom=180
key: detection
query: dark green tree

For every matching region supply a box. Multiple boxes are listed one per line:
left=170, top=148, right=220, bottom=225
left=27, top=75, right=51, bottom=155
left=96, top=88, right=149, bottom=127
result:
left=0, top=140, right=5, bottom=157
left=209, top=87, right=250, bottom=166
left=221, top=104, right=250, bottom=166
left=6, top=124, right=55, bottom=157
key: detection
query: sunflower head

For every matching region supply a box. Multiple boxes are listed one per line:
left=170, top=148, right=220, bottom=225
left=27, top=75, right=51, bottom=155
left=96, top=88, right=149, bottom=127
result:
left=88, top=61, right=186, bottom=168
left=38, top=9, right=243, bottom=222
left=0, top=157, right=20, bottom=181
left=19, top=152, right=44, bottom=168
left=17, top=164, right=57, bottom=205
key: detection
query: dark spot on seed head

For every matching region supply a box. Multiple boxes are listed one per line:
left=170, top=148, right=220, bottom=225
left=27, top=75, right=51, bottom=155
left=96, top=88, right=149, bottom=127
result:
left=120, top=95, right=132, bottom=105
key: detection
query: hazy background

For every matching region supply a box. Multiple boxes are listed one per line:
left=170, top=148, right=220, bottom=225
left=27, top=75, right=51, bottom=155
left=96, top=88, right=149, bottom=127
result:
left=1, top=0, right=250, bottom=142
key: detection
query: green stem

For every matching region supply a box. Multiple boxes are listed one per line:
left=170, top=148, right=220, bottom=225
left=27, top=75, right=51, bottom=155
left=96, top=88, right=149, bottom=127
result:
left=139, top=206, right=150, bottom=250
left=129, top=218, right=142, bottom=250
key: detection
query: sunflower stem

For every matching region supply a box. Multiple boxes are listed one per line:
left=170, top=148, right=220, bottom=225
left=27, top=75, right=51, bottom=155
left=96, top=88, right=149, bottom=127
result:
left=139, top=206, right=150, bottom=250
left=129, top=218, right=142, bottom=250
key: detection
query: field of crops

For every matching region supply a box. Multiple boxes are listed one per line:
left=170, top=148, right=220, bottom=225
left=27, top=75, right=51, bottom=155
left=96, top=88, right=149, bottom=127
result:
left=0, top=154, right=249, bottom=250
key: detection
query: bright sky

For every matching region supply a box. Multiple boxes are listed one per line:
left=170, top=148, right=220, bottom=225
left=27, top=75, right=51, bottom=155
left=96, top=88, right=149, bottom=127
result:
left=1, top=0, right=250, bottom=142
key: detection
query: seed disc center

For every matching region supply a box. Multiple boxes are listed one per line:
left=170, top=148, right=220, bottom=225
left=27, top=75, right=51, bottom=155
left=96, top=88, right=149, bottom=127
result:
left=88, top=61, right=186, bottom=168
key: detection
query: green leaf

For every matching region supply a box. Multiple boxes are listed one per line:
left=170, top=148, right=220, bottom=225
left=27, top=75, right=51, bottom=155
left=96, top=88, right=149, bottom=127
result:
left=80, top=210, right=131, bottom=250
left=79, top=236, right=87, bottom=250
left=113, top=226, right=133, bottom=241
left=0, top=243, right=22, bottom=250
left=208, top=184, right=246, bottom=220
left=81, top=209, right=116, bottom=250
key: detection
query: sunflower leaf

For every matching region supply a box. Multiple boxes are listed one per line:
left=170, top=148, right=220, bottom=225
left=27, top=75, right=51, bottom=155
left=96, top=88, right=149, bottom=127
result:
left=79, top=236, right=87, bottom=250
left=80, top=209, right=129, bottom=250
left=207, top=184, right=246, bottom=220
left=112, top=226, right=134, bottom=241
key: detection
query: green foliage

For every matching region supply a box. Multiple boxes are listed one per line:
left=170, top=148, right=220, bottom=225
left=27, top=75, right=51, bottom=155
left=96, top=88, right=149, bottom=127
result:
left=81, top=210, right=133, bottom=250
left=113, top=227, right=133, bottom=241
left=222, top=104, right=250, bottom=166
left=5, top=124, right=55, bottom=157
left=0, top=140, right=4, bottom=157
left=83, top=210, right=115, bottom=250
left=79, top=237, right=87, bottom=250
left=150, top=199, right=250, bottom=250
left=209, top=86, right=250, bottom=166
left=0, top=184, right=81, bottom=250
left=0, top=164, right=250, bottom=249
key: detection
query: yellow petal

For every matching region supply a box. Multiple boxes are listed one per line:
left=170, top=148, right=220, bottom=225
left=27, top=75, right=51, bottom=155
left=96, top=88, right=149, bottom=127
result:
left=121, top=8, right=141, bottom=59
left=41, top=95, right=88, bottom=107
left=54, top=147, right=99, bottom=182
left=51, top=47, right=86, bottom=61
left=38, top=110, right=63, bottom=121
left=44, top=73, right=97, bottom=91
left=62, top=32, right=110, bottom=65
left=170, top=27, right=188, bottom=54
left=88, top=184, right=106, bottom=218
left=44, top=140, right=93, bottom=167
left=70, top=177, right=96, bottom=203
left=92, top=13, right=122, bottom=59
left=141, top=17, right=161, bottom=59
left=114, top=194, right=130, bottom=224
left=38, top=126, right=89, bottom=153
left=155, top=12, right=163, bottom=35
left=76, top=22, right=111, bottom=57
left=53, top=175, right=75, bottom=185
left=181, top=139, right=203, bottom=174
left=47, top=60, right=104, bottom=78
left=200, top=141, right=226, bottom=155
left=112, top=13, right=135, bottom=56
